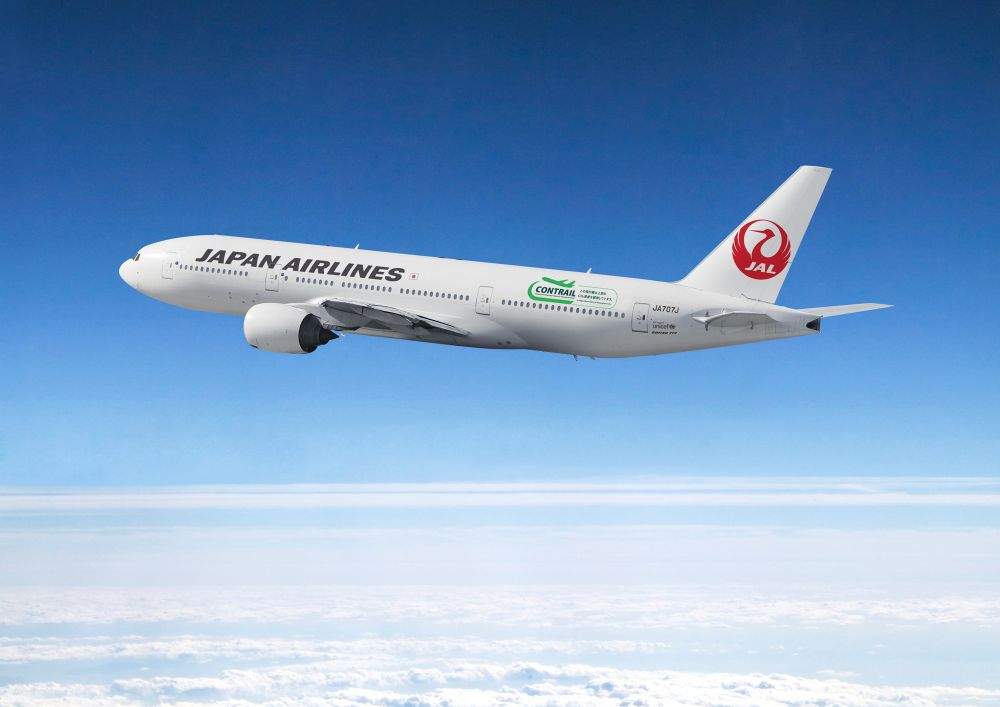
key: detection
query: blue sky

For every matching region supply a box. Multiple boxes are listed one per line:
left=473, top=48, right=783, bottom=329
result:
left=2, top=1, right=998, bottom=485
left=2, top=6, right=999, bottom=702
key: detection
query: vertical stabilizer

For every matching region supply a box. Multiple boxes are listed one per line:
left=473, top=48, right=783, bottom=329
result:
left=679, top=166, right=831, bottom=303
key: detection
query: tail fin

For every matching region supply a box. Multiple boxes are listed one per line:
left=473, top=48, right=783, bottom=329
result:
left=679, top=165, right=832, bottom=303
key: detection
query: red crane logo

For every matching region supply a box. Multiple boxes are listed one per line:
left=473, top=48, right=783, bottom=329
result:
left=732, top=219, right=791, bottom=280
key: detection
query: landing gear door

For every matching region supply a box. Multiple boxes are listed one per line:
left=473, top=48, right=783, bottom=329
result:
left=161, top=252, right=177, bottom=279
left=476, top=286, right=493, bottom=315
left=631, top=303, right=649, bottom=332
left=264, top=269, right=279, bottom=292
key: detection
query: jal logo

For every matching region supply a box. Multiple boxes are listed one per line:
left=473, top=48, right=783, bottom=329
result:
left=731, top=219, right=791, bottom=280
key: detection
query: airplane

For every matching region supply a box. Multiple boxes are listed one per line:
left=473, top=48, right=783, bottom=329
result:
left=119, top=166, right=889, bottom=359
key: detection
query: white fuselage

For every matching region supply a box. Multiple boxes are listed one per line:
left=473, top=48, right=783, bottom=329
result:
left=119, top=235, right=819, bottom=358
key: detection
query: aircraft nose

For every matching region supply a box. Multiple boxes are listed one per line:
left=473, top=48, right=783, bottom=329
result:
left=119, top=259, right=139, bottom=289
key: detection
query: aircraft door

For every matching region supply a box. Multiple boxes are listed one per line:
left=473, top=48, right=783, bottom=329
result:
left=476, top=286, right=493, bottom=315
left=161, top=252, right=177, bottom=279
left=264, top=269, right=279, bottom=292
left=631, top=303, right=649, bottom=332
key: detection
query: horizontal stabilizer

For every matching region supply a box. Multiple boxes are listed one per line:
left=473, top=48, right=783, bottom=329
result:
left=692, top=311, right=778, bottom=329
left=799, top=303, right=892, bottom=318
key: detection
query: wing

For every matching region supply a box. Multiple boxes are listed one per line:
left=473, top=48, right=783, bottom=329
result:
left=288, top=297, right=469, bottom=338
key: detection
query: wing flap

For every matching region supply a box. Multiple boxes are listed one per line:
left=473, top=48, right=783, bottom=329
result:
left=290, top=297, right=469, bottom=337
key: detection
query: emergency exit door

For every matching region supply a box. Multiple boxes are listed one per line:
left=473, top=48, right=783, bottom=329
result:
left=476, top=286, right=493, bottom=315
left=161, top=252, right=177, bottom=279
left=631, top=303, right=650, bottom=332
left=264, top=269, right=280, bottom=292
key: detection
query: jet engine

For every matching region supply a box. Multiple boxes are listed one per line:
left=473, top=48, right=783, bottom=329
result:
left=243, top=303, right=336, bottom=354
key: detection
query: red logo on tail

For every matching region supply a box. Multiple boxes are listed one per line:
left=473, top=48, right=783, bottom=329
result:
left=732, top=219, right=791, bottom=280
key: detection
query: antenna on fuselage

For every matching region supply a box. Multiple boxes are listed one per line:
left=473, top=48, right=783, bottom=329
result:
left=585, top=267, right=591, bottom=273
left=354, top=243, right=360, bottom=249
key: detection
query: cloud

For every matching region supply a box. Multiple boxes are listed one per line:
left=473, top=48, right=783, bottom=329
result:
left=2, top=586, right=999, bottom=628
left=0, top=635, right=677, bottom=664
left=1, top=588, right=996, bottom=703
left=2, top=662, right=998, bottom=706
left=2, top=477, right=999, bottom=511
left=4, top=524, right=999, bottom=588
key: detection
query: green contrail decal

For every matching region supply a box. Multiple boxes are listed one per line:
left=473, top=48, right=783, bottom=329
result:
left=528, top=283, right=573, bottom=304
left=527, top=275, right=618, bottom=307
left=528, top=277, right=575, bottom=304
left=542, top=277, right=576, bottom=288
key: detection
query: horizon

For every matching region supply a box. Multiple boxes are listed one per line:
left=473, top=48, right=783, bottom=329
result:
left=2, top=1, right=998, bottom=704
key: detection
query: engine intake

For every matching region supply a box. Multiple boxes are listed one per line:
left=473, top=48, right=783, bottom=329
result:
left=244, top=303, right=336, bottom=354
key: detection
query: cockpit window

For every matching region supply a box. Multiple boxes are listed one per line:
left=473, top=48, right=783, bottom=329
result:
left=132, top=253, right=140, bottom=261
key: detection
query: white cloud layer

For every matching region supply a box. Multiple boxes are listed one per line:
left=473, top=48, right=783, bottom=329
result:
left=5, top=523, right=997, bottom=588
left=2, top=661, right=998, bottom=706
left=2, top=477, right=999, bottom=510
left=2, top=586, right=998, bottom=628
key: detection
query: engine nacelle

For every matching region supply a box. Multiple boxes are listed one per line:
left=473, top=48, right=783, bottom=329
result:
left=243, top=303, right=336, bottom=354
